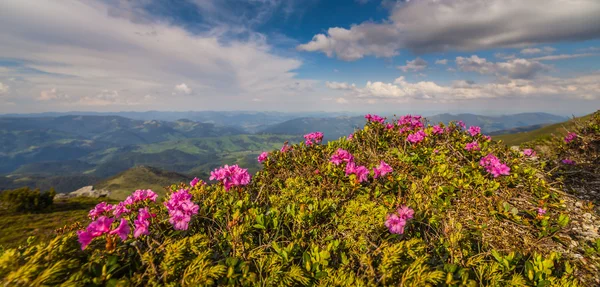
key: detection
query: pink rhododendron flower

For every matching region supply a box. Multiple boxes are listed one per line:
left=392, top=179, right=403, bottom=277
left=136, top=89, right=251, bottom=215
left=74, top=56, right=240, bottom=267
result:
left=433, top=149, right=439, bottom=154
left=373, top=160, right=393, bottom=179
left=88, top=202, right=114, bottom=219
left=113, top=202, right=130, bottom=218
left=562, top=159, right=575, bottom=165
left=330, top=148, right=354, bottom=165
left=257, top=152, right=269, bottom=163
left=347, top=133, right=354, bottom=140
left=280, top=143, right=291, bottom=153
left=164, top=189, right=199, bottom=231
left=345, top=162, right=369, bottom=183
left=385, top=123, right=394, bottom=130
left=465, top=141, right=480, bottom=151
left=77, top=216, right=114, bottom=250
left=398, top=115, right=423, bottom=129
left=407, top=130, right=427, bottom=144
left=483, top=135, right=492, bottom=141
left=537, top=208, right=547, bottom=216
left=522, top=149, right=536, bottom=157
left=564, top=132, right=577, bottom=143
left=210, top=164, right=251, bottom=191
left=468, top=126, right=481, bottom=136
left=365, top=114, right=385, bottom=124
left=123, top=189, right=158, bottom=205
left=431, top=125, right=444, bottom=135
left=304, top=132, right=324, bottom=146
left=385, top=205, right=414, bottom=234
left=480, top=154, right=510, bottom=177
left=77, top=230, right=94, bottom=250
left=109, top=218, right=131, bottom=241
left=133, top=207, right=154, bottom=238
left=457, top=121, right=466, bottom=129
left=190, top=177, right=200, bottom=187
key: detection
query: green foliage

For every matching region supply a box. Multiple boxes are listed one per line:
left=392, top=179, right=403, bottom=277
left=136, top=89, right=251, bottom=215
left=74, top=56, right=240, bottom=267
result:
left=0, top=187, right=55, bottom=213
left=1, top=116, right=598, bottom=286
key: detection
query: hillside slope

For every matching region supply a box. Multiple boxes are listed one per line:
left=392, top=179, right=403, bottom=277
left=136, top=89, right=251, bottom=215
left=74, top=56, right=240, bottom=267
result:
left=1, top=114, right=598, bottom=286
left=495, top=114, right=592, bottom=146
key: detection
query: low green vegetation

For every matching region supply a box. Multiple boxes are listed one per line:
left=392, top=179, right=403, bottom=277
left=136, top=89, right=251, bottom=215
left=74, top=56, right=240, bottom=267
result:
left=0, top=197, right=114, bottom=249
left=495, top=114, right=592, bottom=146
left=1, top=113, right=598, bottom=286
left=0, top=187, right=55, bottom=213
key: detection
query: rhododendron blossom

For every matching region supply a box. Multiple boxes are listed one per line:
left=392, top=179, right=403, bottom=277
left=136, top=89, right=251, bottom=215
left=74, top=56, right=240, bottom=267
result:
left=537, top=208, right=547, bottom=216
left=522, top=149, right=536, bottom=157
left=330, top=148, right=354, bottom=165
left=562, top=159, right=575, bottom=165
left=113, top=202, right=130, bottom=218
left=257, top=152, right=269, bottom=163
left=468, top=126, right=481, bottom=136
left=345, top=162, right=369, bottom=183
left=479, top=154, right=510, bottom=177
left=164, top=189, right=199, bottom=231
left=347, top=133, right=354, bottom=140
left=190, top=177, right=200, bottom=187
left=373, top=160, right=393, bottom=179
left=385, top=205, right=414, bottom=235
left=398, top=115, right=423, bottom=129
left=134, top=207, right=154, bottom=238
left=431, top=125, right=444, bottom=135
left=210, top=164, right=251, bottom=191
left=280, top=143, right=291, bottom=153
left=385, top=123, right=394, bottom=130
left=365, top=114, right=385, bottom=124
left=304, top=132, right=324, bottom=146
left=123, top=189, right=158, bottom=205
left=564, top=132, right=577, bottom=143
left=77, top=216, right=114, bottom=250
left=88, top=202, right=114, bottom=219
left=407, top=130, right=427, bottom=144
left=109, top=218, right=131, bottom=241
left=457, top=121, right=466, bottom=129
left=465, top=141, right=480, bottom=151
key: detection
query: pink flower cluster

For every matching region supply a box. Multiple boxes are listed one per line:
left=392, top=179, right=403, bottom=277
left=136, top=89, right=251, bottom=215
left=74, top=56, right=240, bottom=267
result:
left=209, top=164, right=251, bottom=191
left=373, top=160, right=393, bottom=179
left=134, top=207, right=155, bottom=238
left=345, top=162, right=369, bottom=183
left=562, top=159, right=575, bottom=165
left=522, top=149, right=536, bottom=157
left=347, top=133, right=354, bottom=140
left=77, top=216, right=131, bottom=250
left=330, top=148, right=354, bottom=165
left=457, top=121, right=466, bottom=129
left=257, top=152, right=269, bottom=163
left=123, top=189, right=158, bottom=205
left=385, top=206, right=414, bottom=235
left=479, top=154, right=510, bottom=177
left=465, top=141, right=480, bottom=151
left=164, top=189, right=199, bottom=230
left=304, top=132, right=324, bottom=146
left=113, top=202, right=130, bottom=218
left=564, top=132, right=577, bottom=143
left=365, top=114, right=385, bottom=124
left=407, top=130, right=427, bottom=144
left=398, top=115, right=423, bottom=129
left=537, top=208, right=547, bottom=216
left=89, top=202, right=114, bottom=219
left=431, top=125, right=444, bottom=135
left=190, top=177, right=201, bottom=187
left=280, top=143, right=291, bottom=153
left=468, top=126, right=481, bottom=136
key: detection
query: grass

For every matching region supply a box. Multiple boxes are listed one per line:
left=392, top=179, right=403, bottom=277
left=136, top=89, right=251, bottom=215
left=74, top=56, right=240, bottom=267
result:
left=494, top=114, right=592, bottom=146
left=0, top=197, right=113, bottom=249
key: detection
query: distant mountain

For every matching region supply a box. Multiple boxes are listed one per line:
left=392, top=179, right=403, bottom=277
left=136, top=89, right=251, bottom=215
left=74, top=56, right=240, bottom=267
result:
left=94, top=166, right=193, bottom=200
left=259, top=116, right=365, bottom=141
left=494, top=114, right=591, bottom=146
left=488, top=124, right=551, bottom=136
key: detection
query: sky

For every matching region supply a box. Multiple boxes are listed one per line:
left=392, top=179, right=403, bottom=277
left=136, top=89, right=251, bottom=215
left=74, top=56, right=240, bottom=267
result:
left=0, top=0, right=599, bottom=116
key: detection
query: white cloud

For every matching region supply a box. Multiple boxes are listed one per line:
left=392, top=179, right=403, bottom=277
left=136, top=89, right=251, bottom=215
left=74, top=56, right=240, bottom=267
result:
left=174, top=83, right=192, bottom=94
left=0, top=0, right=317, bottom=111
left=456, top=55, right=550, bottom=79
left=520, top=46, right=556, bottom=55
left=435, top=59, right=448, bottom=65
left=335, top=97, right=348, bottom=104
left=398, top=57, right=428, bottom=72
left=325, top=81, right=355, bottom=90
left=531, top=53, right=599, bottom=61
left=0, top=82, right=8, bottom=95
left=38, top=88, right=69, bottom=101
left=577, top=47, right=600, bottom=52
left=326, top=73, right=600, bottom=102
left=298, top=0, right=600, bottom=60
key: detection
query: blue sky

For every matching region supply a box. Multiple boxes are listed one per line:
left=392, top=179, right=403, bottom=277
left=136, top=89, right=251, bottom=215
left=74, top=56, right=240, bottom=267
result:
left=0, top=0, right=599, bottom=116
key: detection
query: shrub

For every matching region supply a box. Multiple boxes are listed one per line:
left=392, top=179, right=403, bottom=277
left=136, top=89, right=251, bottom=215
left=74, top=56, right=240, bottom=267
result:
left=0, top=187, right=55, bottom=213
left=1, top=114, right=598, bottom=286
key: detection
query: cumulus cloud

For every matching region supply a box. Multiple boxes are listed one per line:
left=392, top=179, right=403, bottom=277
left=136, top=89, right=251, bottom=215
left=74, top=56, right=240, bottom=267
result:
left=398, top=57, right=428, bottom=72
left=326, top=74, right=600, bottom=102
left=38, top=88, right=69, bottom=101
left=298, top=0, right=600, bottom=60
left=0, top=82, right=8, bottom=95
left=456, top=55, right=550, bottom=79
left=520, top=46, right=556, bottom=55
left=0, top=0, right=317, bottom=112
left=174, top=83, right=192, bottom=94
left=325, top=81, right=356, bottom=90
left=435, top=59, right=448, bottom=65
